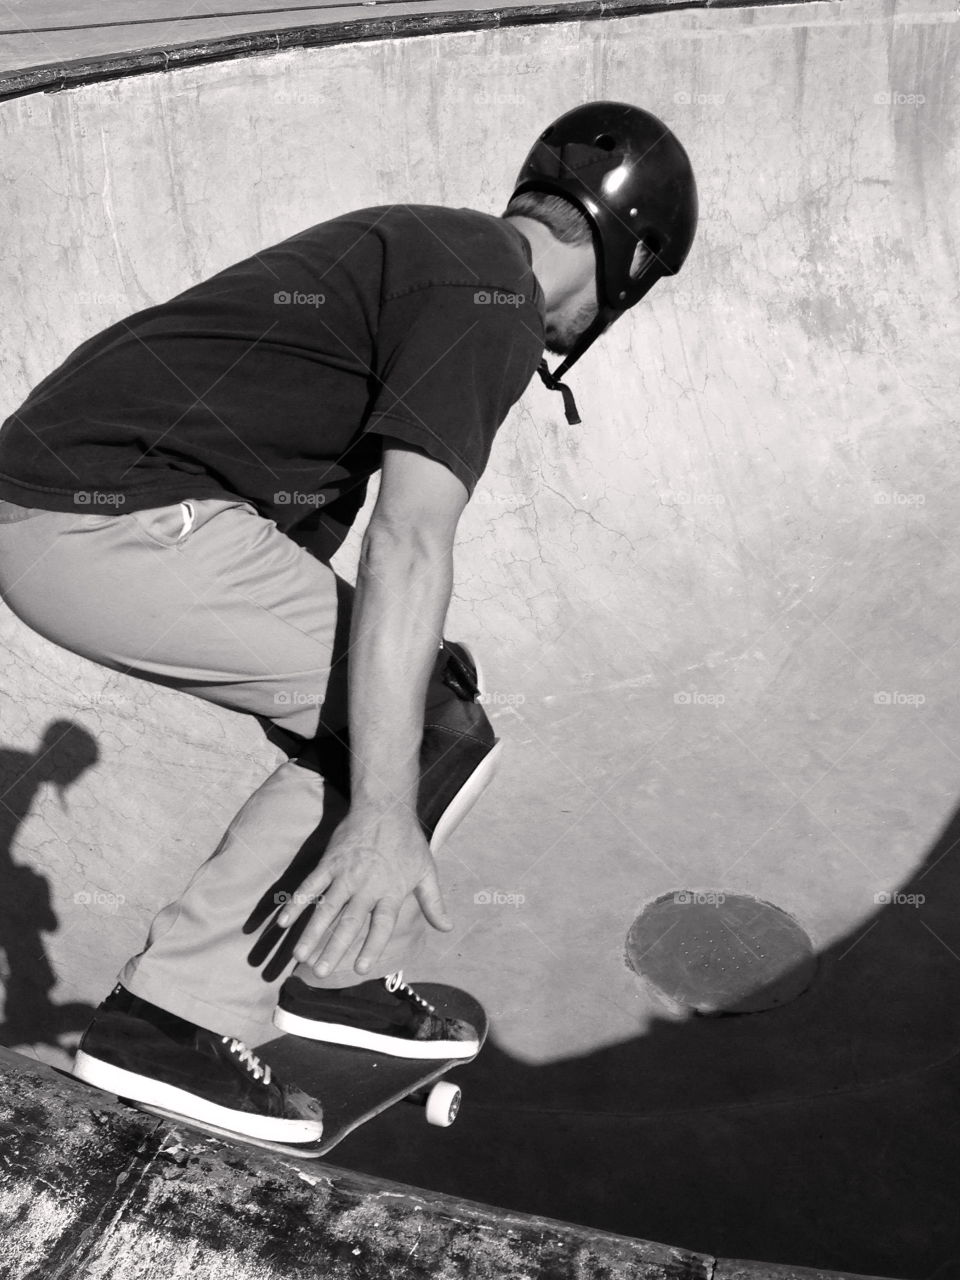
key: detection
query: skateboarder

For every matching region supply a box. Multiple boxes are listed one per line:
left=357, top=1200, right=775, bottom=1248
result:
left=0, top=102, right=697, bottom=1148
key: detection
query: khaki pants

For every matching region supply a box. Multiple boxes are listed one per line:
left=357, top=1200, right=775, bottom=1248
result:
left=0, top=497, right=434, bottom=1043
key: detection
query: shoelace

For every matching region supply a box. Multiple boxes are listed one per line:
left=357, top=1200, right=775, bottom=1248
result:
left=221, top=1036, right=272, bottom=1086
left=383, top=970, right=436, bottom=1014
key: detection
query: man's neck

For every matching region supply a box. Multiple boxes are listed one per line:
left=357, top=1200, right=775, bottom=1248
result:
left=503, top=215, right=595, bottom=311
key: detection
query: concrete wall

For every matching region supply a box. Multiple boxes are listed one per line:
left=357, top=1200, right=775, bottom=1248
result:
left=0, top=0, right=956, bottom=1120
left=2, top=0, right=960, bottom=1268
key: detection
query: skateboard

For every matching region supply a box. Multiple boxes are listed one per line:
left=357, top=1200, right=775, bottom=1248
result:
left=130, top=984, right=487, bottom=1161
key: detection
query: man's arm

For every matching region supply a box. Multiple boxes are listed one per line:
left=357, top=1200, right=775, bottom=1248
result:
left=277, top=438, right=469, bottom=978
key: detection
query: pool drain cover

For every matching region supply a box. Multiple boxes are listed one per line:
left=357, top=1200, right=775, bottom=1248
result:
left=625, top=891, right=816, bottom=1015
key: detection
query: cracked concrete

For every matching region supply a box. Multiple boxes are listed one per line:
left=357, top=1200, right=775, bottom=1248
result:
left=0, top=0, right=958, bottom=1272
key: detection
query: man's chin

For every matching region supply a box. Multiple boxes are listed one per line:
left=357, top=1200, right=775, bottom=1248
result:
left=544, top=308, right=602, bottom=359
left=544, top=330, right=573, bottom=358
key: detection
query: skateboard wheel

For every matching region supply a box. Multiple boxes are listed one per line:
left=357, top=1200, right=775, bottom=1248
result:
left=424, top=1081, right=461, bottom=1127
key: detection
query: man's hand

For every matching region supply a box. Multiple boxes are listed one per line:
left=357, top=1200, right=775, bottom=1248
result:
left=276, top=806, right=452, bottom=978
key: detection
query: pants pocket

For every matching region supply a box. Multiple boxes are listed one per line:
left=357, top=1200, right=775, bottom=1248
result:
left=128, top=502, right=194, bottom=548
left=128, top=497, right=260, bottom=548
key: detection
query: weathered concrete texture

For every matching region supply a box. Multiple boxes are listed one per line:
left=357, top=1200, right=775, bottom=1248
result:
left=0, top=0, right=708, bottom=87
left=0, top=1044, right=715, bottom=1280
left=0, top=0, right=959, bottom=1270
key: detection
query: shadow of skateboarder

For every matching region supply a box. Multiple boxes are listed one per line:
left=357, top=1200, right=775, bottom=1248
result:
left=0, top=720, right=99, bottom=1055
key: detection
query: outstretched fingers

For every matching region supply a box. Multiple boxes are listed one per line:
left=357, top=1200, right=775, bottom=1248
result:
left=291, top=887, right=352, bottom=967
left=355, top=900, right=401, bottom=976
left=297, top=902, right=371, bottom=976
left=277, top=872, right=331, bottom=930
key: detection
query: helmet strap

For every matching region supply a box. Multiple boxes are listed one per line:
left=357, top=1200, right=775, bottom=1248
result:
left=537, top=360, right=581, bottom=426
left=536, top=308, right=615, bottom=425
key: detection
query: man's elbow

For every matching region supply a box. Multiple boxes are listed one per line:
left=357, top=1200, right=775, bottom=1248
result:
left=360, top=516, right=454, bottom=573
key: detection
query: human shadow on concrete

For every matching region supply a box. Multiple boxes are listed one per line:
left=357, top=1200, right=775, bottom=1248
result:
left=0, top=705, right=336, bottom=1056
left=0, top=720, right=100, bottom=1051
left=319, top=798, right=960, bottom=1280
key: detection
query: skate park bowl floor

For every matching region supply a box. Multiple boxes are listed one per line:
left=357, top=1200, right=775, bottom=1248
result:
left=0, top=0, right=959, bottom=1275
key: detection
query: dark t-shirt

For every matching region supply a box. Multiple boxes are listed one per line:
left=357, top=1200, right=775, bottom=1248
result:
left=0, top=205, right=545, bottom=559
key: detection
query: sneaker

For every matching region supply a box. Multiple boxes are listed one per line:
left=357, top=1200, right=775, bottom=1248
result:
left=294, top=639, right=502, bottom=852
left=72, top=984, right=323, bottom=1146
left=419, top=640, right=502, bottom=852
left=273, top=970, right=480, bottom=1060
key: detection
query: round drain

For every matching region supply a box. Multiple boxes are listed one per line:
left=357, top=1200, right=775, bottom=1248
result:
left=625, top=891, right=816, bottom=1015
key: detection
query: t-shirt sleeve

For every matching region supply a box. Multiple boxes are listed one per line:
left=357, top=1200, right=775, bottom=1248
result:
left=364, top=284, right=543, bottom=495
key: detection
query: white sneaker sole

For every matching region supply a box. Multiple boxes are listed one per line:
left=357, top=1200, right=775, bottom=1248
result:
left=431, top=638, right=500, bottom=851
left=72, top=1049, right=323, bottom=1144
left=271, top=1008, right=479, bottom=1060
left=429, top=737, right=502, bottom=853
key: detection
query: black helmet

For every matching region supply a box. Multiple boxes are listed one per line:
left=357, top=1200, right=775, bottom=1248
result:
left=511, top=101, right=698, bottom=421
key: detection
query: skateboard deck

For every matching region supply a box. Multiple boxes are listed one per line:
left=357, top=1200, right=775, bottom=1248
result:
left=133, top=984, right=487, bottom=1161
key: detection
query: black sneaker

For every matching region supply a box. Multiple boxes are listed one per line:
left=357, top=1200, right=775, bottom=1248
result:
left=72, top=985, right=323, bottom=1146
left=294, top=640, right=502, bottom=852
left=273, top=971, right=480, bottom=1060
left=419, top=641, right=502, bottom=851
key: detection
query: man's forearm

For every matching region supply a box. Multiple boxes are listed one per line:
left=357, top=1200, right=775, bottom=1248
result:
left=347, top=524, right=454, bottom=817
left=278, top=445, right=466, bottom=975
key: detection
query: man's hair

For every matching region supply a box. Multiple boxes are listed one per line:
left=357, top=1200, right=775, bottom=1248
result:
left=502, top=191, right=594, bottom=246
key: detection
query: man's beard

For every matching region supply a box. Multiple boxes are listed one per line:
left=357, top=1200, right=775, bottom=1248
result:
left=544, top=296, right=600, bottom=356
